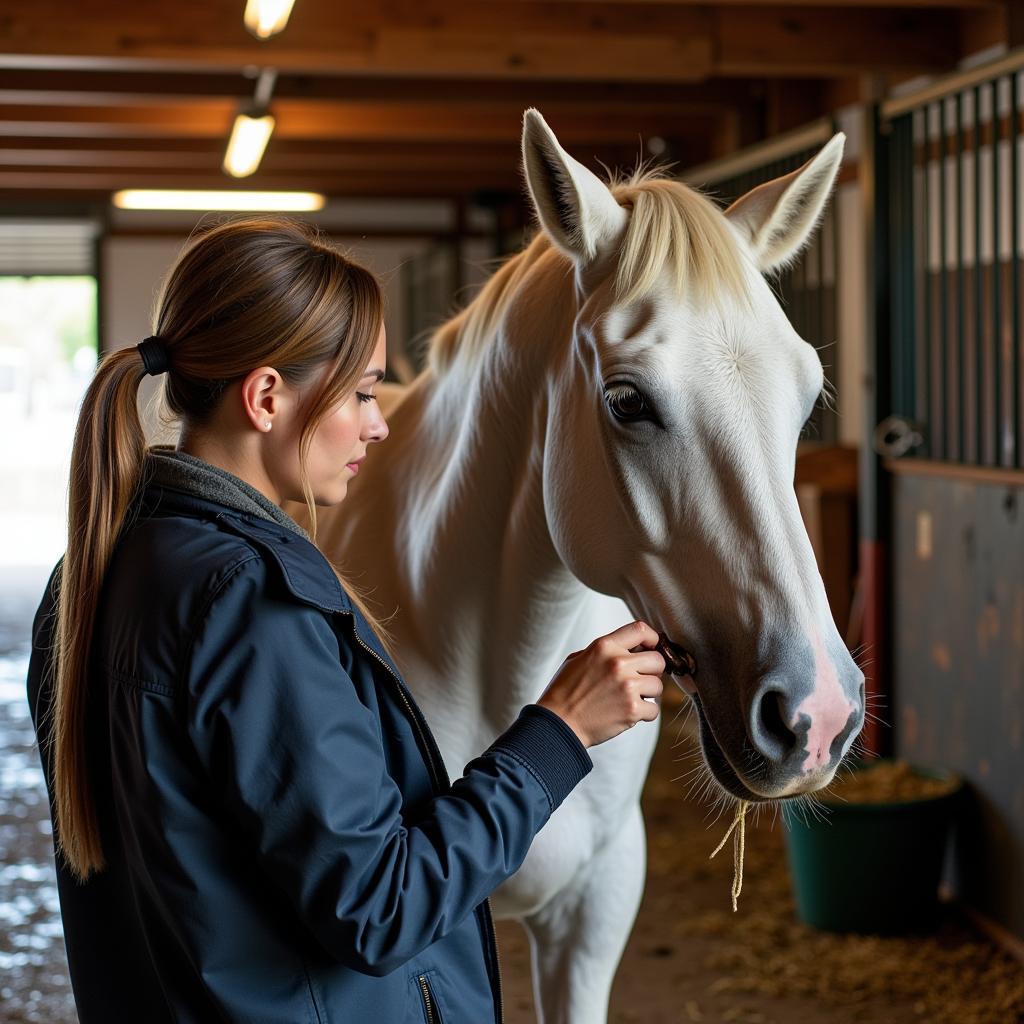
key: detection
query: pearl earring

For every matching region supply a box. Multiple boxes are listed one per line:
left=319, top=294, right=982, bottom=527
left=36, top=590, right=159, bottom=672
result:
left=264, top=421, right=271, bottom=430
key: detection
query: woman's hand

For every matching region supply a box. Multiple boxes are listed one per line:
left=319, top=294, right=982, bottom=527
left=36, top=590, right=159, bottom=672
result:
left=536, top=620, right=666, bottom=748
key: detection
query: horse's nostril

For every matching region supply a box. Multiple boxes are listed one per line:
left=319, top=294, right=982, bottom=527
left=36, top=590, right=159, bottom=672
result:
left=754, top=689, right=798, bottom=761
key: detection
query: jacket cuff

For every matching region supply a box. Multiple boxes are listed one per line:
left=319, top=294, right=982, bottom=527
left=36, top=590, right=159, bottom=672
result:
left=484, top=704, right=593, bottom=811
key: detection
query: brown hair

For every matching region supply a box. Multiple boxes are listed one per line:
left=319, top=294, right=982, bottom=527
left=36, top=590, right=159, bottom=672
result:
left=50, top=216, right=392, bottom=881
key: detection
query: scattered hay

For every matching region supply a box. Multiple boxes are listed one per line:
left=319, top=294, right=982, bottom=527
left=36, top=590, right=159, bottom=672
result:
left=687, top=835, right=1024, bottom=1024
left=642, top=740, right=1023, bottom=1024
left=822, top=760, right=960, bottom=805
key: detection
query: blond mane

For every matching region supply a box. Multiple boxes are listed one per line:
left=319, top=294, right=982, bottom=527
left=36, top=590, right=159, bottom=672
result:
left=427, top=167, right=751, bottom=376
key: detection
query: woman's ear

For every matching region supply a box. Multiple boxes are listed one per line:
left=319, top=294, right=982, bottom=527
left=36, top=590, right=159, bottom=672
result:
left=723, top=132, right=845, bottom=273
left=521, top=107, right=628, bottom=266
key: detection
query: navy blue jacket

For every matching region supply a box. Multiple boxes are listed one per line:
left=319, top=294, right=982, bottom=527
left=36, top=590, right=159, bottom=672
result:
left=26, top=482, right=593, bottom=1023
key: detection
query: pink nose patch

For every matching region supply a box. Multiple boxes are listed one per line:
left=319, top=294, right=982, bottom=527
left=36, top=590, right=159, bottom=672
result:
left=791, top=630, right=857, bottom=773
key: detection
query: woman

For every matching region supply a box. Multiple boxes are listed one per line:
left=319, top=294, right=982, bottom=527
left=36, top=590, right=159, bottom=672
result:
left=26, top=218, right=666, bottom=1023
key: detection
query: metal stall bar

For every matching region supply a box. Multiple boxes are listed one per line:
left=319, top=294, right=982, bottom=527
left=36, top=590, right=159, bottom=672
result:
left=956, top=91, right=966, bottom=462
left=913, top=107, right=929, bottom=456
left=891, top=117, right=905, bottom=424
left=992, top=78, right=1003, bottom=467
left=921, top=106, right=933, bottom=458
left=900, top=112, right=917, bottom=426
left=939, top=98, right=950, bottom=461
left=975, top=86, right=984, bottom=463
left=882, top=46, right=1024, bottom=470
left=1013, top=72, right=1022, bottom=468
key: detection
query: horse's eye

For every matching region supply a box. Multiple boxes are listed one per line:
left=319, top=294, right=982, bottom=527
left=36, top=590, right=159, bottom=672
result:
left=605, top=384, right=649, bottom=421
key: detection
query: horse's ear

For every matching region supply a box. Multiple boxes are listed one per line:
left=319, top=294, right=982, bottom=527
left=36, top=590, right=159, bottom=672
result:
left=521, top=108, right=627, bottom=264
left=723, top=132, right=845, bottom=273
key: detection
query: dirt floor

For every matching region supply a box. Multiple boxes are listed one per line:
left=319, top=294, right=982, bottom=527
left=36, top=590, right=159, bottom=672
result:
left=494, top=690, right=1024, bottom=1024
left=2, top=587, right=1023, bottom=1024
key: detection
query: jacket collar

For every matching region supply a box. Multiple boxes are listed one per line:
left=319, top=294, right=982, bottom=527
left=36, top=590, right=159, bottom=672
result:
left=134, top=481, right=406, bottom=678
left=135, top=481, right=353, bottom=616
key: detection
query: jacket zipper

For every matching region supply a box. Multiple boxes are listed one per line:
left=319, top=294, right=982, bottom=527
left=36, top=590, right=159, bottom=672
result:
left=339, top=611, right=504, bottom=1024
left=481, top=896, right=504, bottom=1022
left=418, top=973, right=439, bottom=1024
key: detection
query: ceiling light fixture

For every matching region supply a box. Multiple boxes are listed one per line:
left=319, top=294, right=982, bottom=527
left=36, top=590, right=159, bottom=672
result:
left=223, top=68, right=278, bottom=178
left=244, top=0, right=297, bottom=40
left=223, top=111, right=276, bottom=177
left=111, top=190, right=325, bottom=212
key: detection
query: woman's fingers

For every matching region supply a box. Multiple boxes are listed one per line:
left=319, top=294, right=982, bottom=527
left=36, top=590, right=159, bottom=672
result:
left=607, top=619, right=660, bottom=652
left=636, top=674, right=665, bottom=700
left=634, top=691, right=662, bottom=721
left=626, top=649, right=667, bottom=677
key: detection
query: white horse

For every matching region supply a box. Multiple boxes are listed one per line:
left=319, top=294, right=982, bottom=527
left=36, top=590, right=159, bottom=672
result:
left=304, top=110, right=865, bottom=1024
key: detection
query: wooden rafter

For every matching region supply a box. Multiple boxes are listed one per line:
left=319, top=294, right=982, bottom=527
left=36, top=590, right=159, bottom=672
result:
left=0, top=3, right=958, bottom=80
left=0, top=67, right=768, bottom=112
left=0, top=98, right=723, bottom=144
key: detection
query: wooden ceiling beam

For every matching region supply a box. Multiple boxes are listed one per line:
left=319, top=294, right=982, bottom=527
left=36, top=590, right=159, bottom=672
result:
left=716, top=7, right=960, bottom=76
left=0, top=166, right=627, bottom=201
left=0, top=2, right=957, bottom=81
left=0, top=99, right=718, bottom=144
left=0, top=149, right=524, bottom=171
left=0, top=169, right=526, bottom=190
left=0, top=149, right=674, bottom=176
left=0, top=188, right=498, bottom=204
left=0, top=135, right=667, bottom=159
left=0, top=136, right=716, bottom=197
left=0, top=67, right=768, bottom=113
left=0, top=138, right=713, bottom=169
left=0, top=2, right=714, bottom=83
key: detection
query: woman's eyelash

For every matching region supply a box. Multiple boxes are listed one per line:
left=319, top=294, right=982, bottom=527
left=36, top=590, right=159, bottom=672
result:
left=356, top=392, right=377, bottom=404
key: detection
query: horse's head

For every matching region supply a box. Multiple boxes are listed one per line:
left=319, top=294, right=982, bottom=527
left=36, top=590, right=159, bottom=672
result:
left=521, top=109, right=863, bottom=802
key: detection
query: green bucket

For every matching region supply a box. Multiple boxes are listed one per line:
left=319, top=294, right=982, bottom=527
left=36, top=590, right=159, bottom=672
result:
left=782, top=760, right=964, bottom=934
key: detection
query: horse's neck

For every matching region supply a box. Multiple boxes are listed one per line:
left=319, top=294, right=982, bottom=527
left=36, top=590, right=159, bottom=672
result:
left=327, top=315, right=601, bottom=713
left=426, top=361, right=592, bottom=668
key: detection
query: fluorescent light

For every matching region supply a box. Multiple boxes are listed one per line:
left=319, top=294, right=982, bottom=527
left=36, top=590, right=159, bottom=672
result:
left=244, top=0, right=296, bottom=39
left=223, top=112, right=275, bottom=177
left=112, top=190, right=326, bottom=211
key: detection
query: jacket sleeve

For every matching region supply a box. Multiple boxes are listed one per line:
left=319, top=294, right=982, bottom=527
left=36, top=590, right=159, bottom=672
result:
left=185, top=555, right=592, bottom=977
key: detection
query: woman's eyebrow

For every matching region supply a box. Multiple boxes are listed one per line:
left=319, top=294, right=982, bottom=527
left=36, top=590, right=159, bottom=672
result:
left=362, top=369, right=385, bottom=382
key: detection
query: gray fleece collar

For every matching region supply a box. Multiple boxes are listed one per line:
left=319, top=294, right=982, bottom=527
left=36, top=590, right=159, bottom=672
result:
left=143, top=445, right=311, bottom=542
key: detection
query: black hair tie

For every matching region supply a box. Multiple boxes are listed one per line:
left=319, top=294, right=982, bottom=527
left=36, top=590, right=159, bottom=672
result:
left=137, top=335, right=171, bottom=376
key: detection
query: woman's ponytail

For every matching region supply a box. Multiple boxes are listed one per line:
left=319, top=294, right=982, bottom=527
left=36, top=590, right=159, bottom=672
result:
left=51, top=343, right=154, bottom=880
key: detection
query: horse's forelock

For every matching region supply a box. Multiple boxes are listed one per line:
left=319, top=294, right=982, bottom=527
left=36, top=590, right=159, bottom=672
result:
left=426, top=169, right=755, bottom=378
left=610, top=172, right=754, bottom=310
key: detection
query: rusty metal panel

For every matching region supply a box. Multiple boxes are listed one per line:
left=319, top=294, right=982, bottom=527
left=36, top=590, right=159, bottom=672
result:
left=892, top=471, right=1024, bottom=937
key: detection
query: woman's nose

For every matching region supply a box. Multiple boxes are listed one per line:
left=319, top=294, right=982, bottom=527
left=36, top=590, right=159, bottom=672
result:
left=364, top=403, right=389, bottom=443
